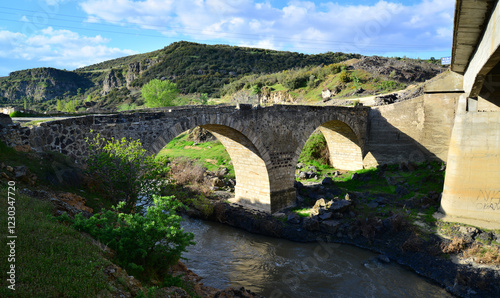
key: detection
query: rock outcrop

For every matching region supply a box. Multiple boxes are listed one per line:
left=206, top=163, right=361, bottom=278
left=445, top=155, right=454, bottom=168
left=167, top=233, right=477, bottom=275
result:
left=101, top=69, right=123, bottom=95
left=259, top=88, right=296, bottom=105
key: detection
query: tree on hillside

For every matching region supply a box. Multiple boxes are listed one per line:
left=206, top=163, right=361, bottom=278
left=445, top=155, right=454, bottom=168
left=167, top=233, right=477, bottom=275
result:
left=141, top=79, right=179, bottom=108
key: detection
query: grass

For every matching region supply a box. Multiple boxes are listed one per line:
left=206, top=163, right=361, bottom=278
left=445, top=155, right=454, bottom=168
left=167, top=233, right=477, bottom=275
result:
left=0, top=187, right=112, bottom=297
left=463, top=244, right=500, bottom=265
left=157, top=131, right=235, bottom=177
left=292, top=207, right=313, bottom=217
left=20, top=119, right=53, bottom=127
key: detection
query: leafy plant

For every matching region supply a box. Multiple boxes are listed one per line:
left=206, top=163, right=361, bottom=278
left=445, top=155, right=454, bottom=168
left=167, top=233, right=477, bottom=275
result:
left=60, top=197, right=195, bottom=278
left=86, top=134, right=167, bottom=212
left=339, top=70, right=351, bottom=83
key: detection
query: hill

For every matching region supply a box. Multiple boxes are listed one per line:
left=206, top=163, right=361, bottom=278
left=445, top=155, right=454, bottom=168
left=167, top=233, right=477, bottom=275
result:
left=220, top=55, right=444, bottom=105
left=0, top=41, right=362, bottom=112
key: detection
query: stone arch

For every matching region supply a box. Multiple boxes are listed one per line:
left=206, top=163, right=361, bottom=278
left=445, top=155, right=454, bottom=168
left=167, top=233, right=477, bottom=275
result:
left=201, top=124, right=271, bottom=211
left=149, top=119, right=272, bottom=212
left=296, top=119, right=364, bottom=172
left=319, top=120, right=364, bottom=171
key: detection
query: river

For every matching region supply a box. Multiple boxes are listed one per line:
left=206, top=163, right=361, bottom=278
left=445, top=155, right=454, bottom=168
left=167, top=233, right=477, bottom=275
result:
left=181, top=217, right=451, bottom=297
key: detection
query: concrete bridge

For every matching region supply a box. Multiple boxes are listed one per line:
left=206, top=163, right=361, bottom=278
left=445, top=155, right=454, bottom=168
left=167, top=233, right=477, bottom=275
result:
left=438, top=0, right=500, bottom=229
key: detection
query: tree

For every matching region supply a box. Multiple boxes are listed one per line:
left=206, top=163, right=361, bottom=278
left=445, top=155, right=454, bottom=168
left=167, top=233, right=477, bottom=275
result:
left=141, top=79, right=179, bottom=108
left=85, top=134, right=167, bottom=212
left=199, top=93, right=208, bottom=105
left=56, top=99, right=64, bottom=111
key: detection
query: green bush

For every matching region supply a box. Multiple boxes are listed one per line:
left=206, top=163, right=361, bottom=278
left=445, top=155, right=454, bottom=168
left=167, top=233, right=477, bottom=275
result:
left=299, top=131, right=330, bottom=165
left=86, top=135, right=167, bottom=212
left=60, top=197, right=194, bottom=278
left=338, top=70, right=351, bottom=83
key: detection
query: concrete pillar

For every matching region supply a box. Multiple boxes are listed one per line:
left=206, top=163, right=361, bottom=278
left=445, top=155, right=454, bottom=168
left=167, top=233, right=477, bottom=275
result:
left=440, top=94, right=500, bottom=229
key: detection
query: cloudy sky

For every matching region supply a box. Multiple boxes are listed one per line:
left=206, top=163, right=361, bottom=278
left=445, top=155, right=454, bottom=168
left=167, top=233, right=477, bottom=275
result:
left=0, top=0, right=455, bottom=76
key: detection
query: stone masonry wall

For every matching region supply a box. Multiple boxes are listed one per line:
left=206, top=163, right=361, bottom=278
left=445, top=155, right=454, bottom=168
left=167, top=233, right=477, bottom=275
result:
left=363, top=94, right=459, bottom=167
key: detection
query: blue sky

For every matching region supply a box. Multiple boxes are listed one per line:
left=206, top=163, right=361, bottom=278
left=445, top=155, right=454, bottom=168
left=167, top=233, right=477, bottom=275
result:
left=0, top=0, right=454, bottom=76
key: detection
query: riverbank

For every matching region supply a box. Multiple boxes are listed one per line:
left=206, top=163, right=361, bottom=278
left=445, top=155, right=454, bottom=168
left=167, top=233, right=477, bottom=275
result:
left=183, top=185, right=500, bottom=298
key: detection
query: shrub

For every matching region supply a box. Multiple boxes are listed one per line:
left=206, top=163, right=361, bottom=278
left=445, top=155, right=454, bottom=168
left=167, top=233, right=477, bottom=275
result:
left=86, top=134, right=166, bottom=212
left=441, top=237, right=469, bottom=254
left=169, top=157, right=207, bottom=185
left=338, top=70, right=351, bottom=83
left=61, top=196, right=195, bottom=278
left=299, top=131, right=330, bottom=166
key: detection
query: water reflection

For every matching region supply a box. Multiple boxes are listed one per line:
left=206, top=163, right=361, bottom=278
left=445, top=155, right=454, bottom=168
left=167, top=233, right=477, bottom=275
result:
left=181, top=218, right=451, bottom=297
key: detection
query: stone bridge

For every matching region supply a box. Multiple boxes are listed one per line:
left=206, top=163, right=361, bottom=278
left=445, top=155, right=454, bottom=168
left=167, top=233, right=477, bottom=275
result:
left=3, top=105, right=371, bottom=213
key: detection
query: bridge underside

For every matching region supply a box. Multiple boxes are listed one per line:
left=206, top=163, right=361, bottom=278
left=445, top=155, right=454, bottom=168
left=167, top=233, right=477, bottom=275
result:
left=440, top=0, right=500, bottom=229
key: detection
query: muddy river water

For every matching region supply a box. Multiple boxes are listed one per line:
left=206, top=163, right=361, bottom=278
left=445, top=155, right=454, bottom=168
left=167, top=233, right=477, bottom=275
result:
left=181, top=217, right=451, bottom=297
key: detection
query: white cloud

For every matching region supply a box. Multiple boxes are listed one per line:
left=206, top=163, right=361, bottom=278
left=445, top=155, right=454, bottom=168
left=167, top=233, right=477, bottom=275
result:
left=0, top=27, right=136, bottom=69
left=79, top=0, right=454, bottom=55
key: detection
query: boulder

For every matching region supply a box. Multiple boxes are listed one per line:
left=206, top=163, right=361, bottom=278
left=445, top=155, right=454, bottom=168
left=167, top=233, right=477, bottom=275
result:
left=306, top=170, right=317, bottom=179
left=215, top=167, right=229, bottom=178
left=303, top=217, right=320, bottom=231
left=211, top=177, right=225, bottom=187
left=287, top=212, right=301, bottom=224
left=321, top=177, right=333, bottom=186
left=319, top=212, right=333, bottom=220
left=0, top=114, right=13, bottom=127
left=477, top=231, right=493, bottom=244
left=298, top=171, right=307, bottom=180
left=13, top=166, right=28, bottom=179
left=313, top=198, right=326, bottom=210
left=308, top=166, right=318, bottom=172
left=187, top=127, right=216, bottom=143
left=320, top=220, right=342, bottom=234
left=322, top=89, right=332, bottom=100
left=459, top=226, right=479, bottom=239
left=328, top=200, right=352, bottom=213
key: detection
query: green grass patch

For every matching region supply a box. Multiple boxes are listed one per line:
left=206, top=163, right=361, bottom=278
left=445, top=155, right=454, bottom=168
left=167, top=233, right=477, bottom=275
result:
left=9, top=111, right=39, bottom=117
left=0, top=187, right=111, bottom=297
left=156, top=132, right=234, bottom=177
left=292, top=207, right=312, bottom=217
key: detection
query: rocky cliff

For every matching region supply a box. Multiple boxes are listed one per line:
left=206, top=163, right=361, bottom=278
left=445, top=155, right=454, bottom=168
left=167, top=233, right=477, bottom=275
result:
left=0, top=68, right=93, bottom=102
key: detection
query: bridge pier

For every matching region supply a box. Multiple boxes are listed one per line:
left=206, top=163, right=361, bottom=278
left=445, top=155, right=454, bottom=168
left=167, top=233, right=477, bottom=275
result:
left=440, top=0, right=500, bottom=229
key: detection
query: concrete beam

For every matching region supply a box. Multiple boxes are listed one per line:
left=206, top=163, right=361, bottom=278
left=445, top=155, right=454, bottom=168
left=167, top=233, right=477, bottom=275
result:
left=464, top=0, right=500, bottom=97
